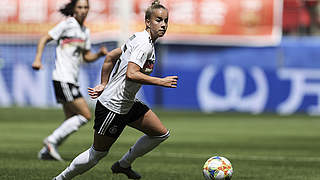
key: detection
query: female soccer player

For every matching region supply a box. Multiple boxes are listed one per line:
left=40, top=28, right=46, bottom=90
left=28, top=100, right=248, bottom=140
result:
left=32, top=0, right=107, bottom=161
left=53, top=0, right=177, bottom=179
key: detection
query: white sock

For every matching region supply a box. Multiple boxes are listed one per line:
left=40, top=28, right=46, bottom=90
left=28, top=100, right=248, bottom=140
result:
left=55, top=146, right=108, bottom=180
left=119, top=131, right=170, bottom=168
left=39, top=146, right=48, bottom=154
left=47, top=115, right=88, bottom=144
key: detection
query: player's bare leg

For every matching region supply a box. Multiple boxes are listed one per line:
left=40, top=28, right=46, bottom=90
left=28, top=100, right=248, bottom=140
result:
left=63, top=97, right=92, bottom=120
left=129, top=109, right=168, bottom=136
left=40, top=97, right=91, bottom=161
left=113, top=110, right=170, bottom=179
left=54, top=131, right=115, bottom=180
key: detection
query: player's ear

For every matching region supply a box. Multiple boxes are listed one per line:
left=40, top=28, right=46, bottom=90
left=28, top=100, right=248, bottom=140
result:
left=145, top=19, right=151, bottom=29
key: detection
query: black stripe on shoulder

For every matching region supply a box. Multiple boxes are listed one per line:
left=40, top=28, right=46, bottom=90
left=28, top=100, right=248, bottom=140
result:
left=129, top=34, right=136, bottom=41
left=123, top=44, right=127, bottom=52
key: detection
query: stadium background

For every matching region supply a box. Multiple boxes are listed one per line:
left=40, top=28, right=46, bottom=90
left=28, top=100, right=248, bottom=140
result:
left=2, top=0, right=320, bottom=115
left=1, top=0, right=320, bottom=180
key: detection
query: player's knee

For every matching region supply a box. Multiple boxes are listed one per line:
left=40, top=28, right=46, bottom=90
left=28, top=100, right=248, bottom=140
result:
left=82, top=112, right=91, bottom=121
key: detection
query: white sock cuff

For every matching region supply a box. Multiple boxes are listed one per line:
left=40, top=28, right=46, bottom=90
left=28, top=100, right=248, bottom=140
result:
left=150, top=130, right=170, bottom=139
left=77, top=115, right=89, bottom=124
left=89, top=146, right=108, bottom=159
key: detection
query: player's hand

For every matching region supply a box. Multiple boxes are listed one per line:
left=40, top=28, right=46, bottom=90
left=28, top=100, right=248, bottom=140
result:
left=88, top=84, right=105, bottom=99
left=99, top=46, right=108, bottom=57
left=32, top=61, right=43, bottom=70
left=161, top=76, right=178, bottom=88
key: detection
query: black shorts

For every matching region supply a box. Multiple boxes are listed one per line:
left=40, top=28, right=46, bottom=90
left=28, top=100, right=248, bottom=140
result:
left=94, top=100, right=150, bottom=138
left=53, top=80, right=83, bottom=103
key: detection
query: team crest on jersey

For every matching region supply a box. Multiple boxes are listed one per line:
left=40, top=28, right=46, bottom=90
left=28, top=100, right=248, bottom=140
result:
left=142, top=60, right=155, bottom=74
left=72, top=87, right=79, bottom=96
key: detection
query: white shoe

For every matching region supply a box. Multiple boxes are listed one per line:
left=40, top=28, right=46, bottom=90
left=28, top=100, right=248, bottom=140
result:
left=43, top=138, right=64, bottom=162
left=38, top=146, right=55, bottom=160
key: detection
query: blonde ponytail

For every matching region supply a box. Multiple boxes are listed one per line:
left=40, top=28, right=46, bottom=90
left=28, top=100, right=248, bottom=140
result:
left=145, top=0, right=167, bottom=20
left=151, top=0, right=161, bottom=6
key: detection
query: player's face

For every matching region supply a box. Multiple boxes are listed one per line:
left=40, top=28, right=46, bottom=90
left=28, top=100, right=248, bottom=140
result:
left=74, top=0, right=89, bottom=22
left=148, top=8, right=168, bottom=39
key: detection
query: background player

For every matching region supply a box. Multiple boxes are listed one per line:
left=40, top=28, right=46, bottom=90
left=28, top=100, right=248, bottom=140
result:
left=32, top=0, right=108, bottom=161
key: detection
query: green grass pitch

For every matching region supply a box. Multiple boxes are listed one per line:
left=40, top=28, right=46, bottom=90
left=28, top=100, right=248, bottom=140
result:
left=1, top=107, right=320, bottom=180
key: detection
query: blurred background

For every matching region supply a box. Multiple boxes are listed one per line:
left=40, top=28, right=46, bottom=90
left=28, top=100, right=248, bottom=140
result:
left=0, top=0, right=320, bottom=115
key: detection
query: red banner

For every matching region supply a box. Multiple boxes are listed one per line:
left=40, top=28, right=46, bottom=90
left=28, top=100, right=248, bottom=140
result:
left=0, top=0, right=282, bottom=46
left=132, top=0, right=283, bottom=46
left=0, top=0, right=117, bottom=42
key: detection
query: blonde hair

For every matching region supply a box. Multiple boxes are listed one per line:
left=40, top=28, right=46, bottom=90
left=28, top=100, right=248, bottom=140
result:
left=145, top=0, right=167, bottom=20
left=152, top=0, right=161, bottom=6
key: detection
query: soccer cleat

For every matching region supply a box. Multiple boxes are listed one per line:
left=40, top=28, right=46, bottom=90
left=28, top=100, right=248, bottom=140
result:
left=43, top=138, right=64, bottom=162
left=111, top=161, right=141, bottom=179
left=38, top=146, right=55, bottom=160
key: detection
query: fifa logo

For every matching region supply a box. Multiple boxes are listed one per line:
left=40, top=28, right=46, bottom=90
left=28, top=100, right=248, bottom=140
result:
left=197, top=65, right=268, bottom=113
left=197, top=65, right=320, bottom=115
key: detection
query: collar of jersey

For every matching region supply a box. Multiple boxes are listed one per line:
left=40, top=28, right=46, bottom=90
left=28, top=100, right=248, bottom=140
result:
left=143, top=30, right=153, bottom=44
left=69, top=17, right=85, bottom=30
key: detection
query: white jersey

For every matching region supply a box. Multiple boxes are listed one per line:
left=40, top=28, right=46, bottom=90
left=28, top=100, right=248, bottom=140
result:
left=98, top=30, right=156, bottom=114
left=49, top=17, right=91, bottom=85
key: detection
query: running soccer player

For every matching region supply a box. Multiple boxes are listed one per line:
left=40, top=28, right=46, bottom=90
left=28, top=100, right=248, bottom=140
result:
left=32, top=0, right=107, bottom=161
left=53, top=0, right=177, bottom=179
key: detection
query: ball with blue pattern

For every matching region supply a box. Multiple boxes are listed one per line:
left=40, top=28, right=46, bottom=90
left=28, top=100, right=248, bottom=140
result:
left=203, top=156, right=233, bottom=180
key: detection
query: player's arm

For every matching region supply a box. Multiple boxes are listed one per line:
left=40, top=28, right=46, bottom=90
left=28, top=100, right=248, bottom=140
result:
left=32, top=34, right=53, bottom=70
left=126, top=62, right=178, bottom=88
left=83, top=46, right=108, bottom=62
left=100, top=48, right=122, bottom=86
left=88, top=48, right=122, bottom=99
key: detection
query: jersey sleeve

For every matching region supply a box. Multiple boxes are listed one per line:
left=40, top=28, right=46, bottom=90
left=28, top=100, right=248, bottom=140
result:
left=84, top=29, right=91, bottom=50
left=48, top=20, right=67, bottom=40
left=120, top=43, right=126, bottom=52
left=128, top=43, right=150, bottom=68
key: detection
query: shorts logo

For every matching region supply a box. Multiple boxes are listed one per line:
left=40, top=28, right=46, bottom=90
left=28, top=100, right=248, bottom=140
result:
left=109, top=125, right=118, bottom=134
left=72, top=87, right=79, bottom=96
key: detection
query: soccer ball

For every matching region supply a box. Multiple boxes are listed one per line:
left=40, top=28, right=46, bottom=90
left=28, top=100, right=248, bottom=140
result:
left=202, top=156, right=233, bottom=180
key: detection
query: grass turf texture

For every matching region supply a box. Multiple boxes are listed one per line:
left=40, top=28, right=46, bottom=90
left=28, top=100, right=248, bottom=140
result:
left=0, top=107, right=320, bottom=180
